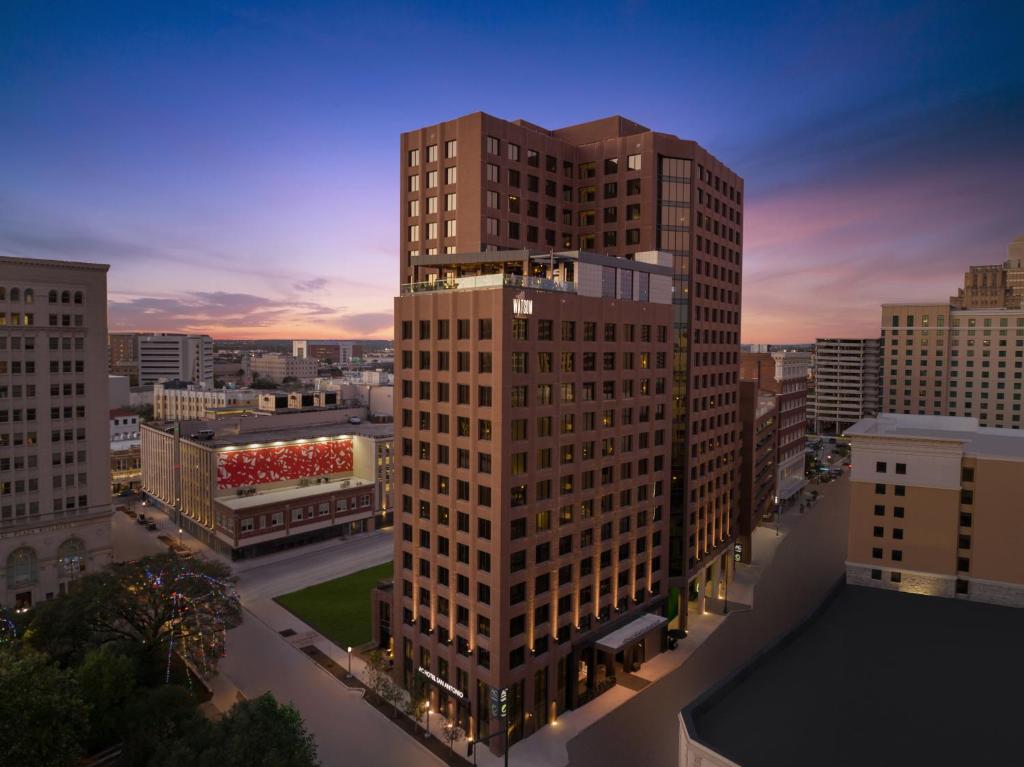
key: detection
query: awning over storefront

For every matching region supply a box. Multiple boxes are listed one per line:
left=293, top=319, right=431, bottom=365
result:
left=595, top=612, right=667, bottom=653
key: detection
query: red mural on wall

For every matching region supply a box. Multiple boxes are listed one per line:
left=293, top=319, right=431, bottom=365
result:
left=216, top=439, right=353, bottom=489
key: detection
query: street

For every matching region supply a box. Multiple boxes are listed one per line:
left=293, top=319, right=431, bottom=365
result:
left=565, top=476, right=850, bottom=767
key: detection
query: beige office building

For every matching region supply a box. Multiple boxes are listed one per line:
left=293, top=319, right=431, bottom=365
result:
left=0, top=256, right=113, bottom=608
left=809, top=338, right=881, bottom=435
left=882, top=237, right=1024, bottom=429
left=153, top=381, right=260, bottom=420
left=250, top=353, right=319, bottom=383
left=846, top=413, right=1024, bottom=606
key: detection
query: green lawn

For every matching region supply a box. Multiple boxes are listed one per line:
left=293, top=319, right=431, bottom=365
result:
left=275, top=561, right=393, bottom=649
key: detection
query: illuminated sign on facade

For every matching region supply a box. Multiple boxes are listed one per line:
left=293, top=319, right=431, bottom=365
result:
left=417, top=666, right=465, bottom=700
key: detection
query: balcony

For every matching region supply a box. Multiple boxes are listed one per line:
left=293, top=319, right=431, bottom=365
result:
left=401, top=273, right=576, bottom=295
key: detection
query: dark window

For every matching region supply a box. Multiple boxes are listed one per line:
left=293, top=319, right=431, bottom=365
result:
left=876, top=461, right=887, bottom=472
left=895, top=463, right=906, bottom=475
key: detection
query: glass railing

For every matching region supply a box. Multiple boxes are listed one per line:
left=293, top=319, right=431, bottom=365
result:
left=401, top=273, right=575, bottom=295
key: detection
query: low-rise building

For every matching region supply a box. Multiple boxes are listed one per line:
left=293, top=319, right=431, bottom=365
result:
left=737, top=381, right=777, bottom=563
left=846, top=413, right=1024, bottom=606
left=250, top=353, right=319, bottom=383
left=153, top=381, right=260, bottom=420
left=741, top=350, right=811, bottom=507
left=141, top=411, right=393, bottom=559
left=110, top=408, right=140, bottom=493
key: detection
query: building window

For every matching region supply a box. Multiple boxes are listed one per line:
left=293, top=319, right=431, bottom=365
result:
left=486, top=135, right=499, bottom=155
left=895, top=463, right=906, bottom=475
left=627, top=154, right=641, bottom=171
left=875, top=461, right=887, bottom=472
left=444, top=139, right=457, bottom=158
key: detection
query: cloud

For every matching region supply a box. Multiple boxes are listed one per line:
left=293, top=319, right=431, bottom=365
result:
left=292, top=277, right=329, bottom=291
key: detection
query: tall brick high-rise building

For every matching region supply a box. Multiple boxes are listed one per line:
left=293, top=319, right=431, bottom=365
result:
left=400, top=111, right=744, bottom=598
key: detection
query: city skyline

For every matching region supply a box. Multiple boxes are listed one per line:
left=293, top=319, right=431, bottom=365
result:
left=2, top=1, right=1022, bottom=342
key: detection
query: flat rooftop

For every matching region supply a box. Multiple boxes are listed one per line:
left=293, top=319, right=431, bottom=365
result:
left=217, top=476, right=374, bottom=510
left=847, top=413, right=1024, bottom=461
left=147, top=419, right=393, bottom=447
left=690, top=586, right=1024, bottom=767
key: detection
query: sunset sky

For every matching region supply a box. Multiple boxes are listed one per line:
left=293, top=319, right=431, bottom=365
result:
left=2, top=1, right=1022, bottom=342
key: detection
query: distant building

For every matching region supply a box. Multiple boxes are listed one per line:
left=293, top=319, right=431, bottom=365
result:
left=141, top=411, right=393, bottom=558
left=108, top=374, right=131, bottom=409
left=882, top=236, right=1024, bottom=429
left=138, top=333, right=214, bottom=387
left=108, top=331, right=141, bottom=384
left=110, top=408, right=140, bottom=493
left=250, top=353, right=319, bottom=383
left=741, top=350, right=811, bottom=506
left=153, top=381, right=260, bottom=420
left=737, top=381, right=777, bottom=563
left=293, top=340, right=368, bottom=365
left=846, top=413, right=1024, bottom=606
left=1, top=256, right=113, bottom=609
left=808, top=338, right=881, bottom=435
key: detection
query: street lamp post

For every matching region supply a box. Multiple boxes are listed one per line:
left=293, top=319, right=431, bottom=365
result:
left=178, top=527, right=183, bottom=548
left=346, top=646, right=352, bottom=677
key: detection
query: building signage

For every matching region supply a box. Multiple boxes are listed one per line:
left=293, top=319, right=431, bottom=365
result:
left=417, top=666, right=465, bottom=700
left=489, top=686, right=510, bottom=718
left=512, top=291, right=533, bottom=317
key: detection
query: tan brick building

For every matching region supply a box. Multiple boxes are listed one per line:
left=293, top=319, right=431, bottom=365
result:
left=882, top=236, right=1024, bottom=429
left=400, top=110, right=744, bottom=616
left=390, top=250, right=675, bottom=747
left=846, top=413, right=1024, bottom=606
left=1, top=256, right=113, bottom=608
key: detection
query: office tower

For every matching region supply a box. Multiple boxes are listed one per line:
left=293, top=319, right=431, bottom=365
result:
left=138, top=332, right=214, bottom=386
left=882, top=236, right=1024, bottom=429
left=249, top=353, right=319, bottom=384
left=390, top=250, right=674, bottom=747
left=400, top=112, right=744, bottom=618
left=846, top=413, right=1024, bottom=606
left=0, top=256, right=112, bottom=608
left=809, top=338, right=881, bottom=435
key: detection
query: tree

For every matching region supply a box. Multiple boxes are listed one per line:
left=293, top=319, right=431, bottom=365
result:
left=364, top=649, right=390, bottom=701
left=23, top=593, right=101, bottom=668
left=382, top=676, right=405, bottom=719
left=47, top=554, right=240, bottom=678
left=404, top=680, right=429, bottom=733
left=199, top=693, right=319, bottom=767
left=442, top=719, right=465, bottom=753
left=0, top=646, right=88, bottom=767
left=121, top=684, right=211, bottom=766
left=76, top=644, right=139, bottom=752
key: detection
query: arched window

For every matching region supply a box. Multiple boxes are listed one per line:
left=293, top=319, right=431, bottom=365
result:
left=24, top=288, right=33, bottom=304
left=73, top=291, right=83, bottom=304
left=61, top=290, right=70, bottom=304
left=9, top=288, right=19, bottom=301
left=6, top=547, right=39, bottom=589
left=48, top=290, right=58, bottom=303
left=57, top=537, right=87, bottom=578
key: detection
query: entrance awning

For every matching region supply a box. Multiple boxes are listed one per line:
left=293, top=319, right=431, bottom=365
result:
left=595, top=612, right=667, bottom=653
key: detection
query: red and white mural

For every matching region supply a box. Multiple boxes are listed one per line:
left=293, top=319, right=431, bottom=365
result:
left=216, top=439, right=353, bottom=489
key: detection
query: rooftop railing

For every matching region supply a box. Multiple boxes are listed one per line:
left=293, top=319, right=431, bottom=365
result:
left=401, top=273, right=575, bottom=295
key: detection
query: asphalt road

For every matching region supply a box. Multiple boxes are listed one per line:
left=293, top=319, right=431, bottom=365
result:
left=566, top=476, right=851, bottom=767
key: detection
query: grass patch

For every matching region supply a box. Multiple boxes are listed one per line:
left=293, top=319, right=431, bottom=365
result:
left=274, top=561, right=393, bottom=648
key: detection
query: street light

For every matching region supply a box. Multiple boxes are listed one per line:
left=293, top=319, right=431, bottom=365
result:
left=346, top=646, right=352, bottom=677
left=178, top=528, right=183, bottom=548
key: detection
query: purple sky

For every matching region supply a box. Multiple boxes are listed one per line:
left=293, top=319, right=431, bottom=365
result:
left=2, top=1, right=1022, bottom=342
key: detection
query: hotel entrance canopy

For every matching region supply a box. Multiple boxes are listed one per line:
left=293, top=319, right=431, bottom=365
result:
left=595, top=612, right=667, bottom=654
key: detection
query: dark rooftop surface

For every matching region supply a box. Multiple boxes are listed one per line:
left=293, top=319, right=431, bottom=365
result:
left=693, top=585, right=1024, bottom=767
